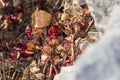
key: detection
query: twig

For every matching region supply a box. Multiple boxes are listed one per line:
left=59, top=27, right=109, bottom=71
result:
left=6, top=59, right=11, bottom=79
left=43, top=60, right=49, bottom=80
left=71, top=34, right=75, bottom=63
left=48, top=63, right=52, bottom=80
left=16, top=32, right=25, bottom=41
left=52, top=63, right=59, bottom=74
left=85, top=19, right=94, bottom=32
left=15, top=72, right=20, bottom=80
left=53, top=0, right=63, bottom=9
left=11, top=61, right=18, bottom=80
left=5, top=42, right=13, bottom=52
left=1, top=53, right=6, bottom=80
left=21, top=66, right=30, bottom=80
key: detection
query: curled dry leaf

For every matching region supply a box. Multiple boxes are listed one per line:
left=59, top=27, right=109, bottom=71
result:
left=62, top=40, right=71, bottom=51
left=30, top=66, right=40, bottom=73
left=13, top=0, right=21, bottom=7
left=27, top=42, right=35, bottom=51
left=17, top=13, right=23, bottom=22
left=1, top=20, right=8, bottom=29
left=25, top=50, right=34, bottom=55
left=54, top=56, right=63, bottom=64
left=48, top=35, right=59, bottom=46
left=41, top=54, right=48, bottom=64
left=88, top=31, right=100, bottom=42
left=35, top=73, right=43, bottom=79
left=13, top=0, right=30, bottom=7
left=57, top=45, right=65, bottom=51
left=61, top=12, right=69, bottom=21
left=32, top=28, right=44, bottom=35
left=32, top=10, right=52, bottom=28
left=78, top=39, right=90, bottom=51
left=71, top=22, right=81, bottom=38
left=25, top=57, right=33, bottom=62
left=42, top=45, right=53, bottom=55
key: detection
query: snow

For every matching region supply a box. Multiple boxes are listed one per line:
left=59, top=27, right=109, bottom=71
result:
left=54, top=1, right=120, bottom=80
left=85, top=0, right=120, bottom=31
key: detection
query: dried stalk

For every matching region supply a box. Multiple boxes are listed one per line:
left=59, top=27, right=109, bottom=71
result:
left=0, top=54, right=2, bottom=80
left=85, top=19, right=94, bottom=32
left=5, top=42, right=13, bottom=52
left=11, top=61, right=18, bottom=80
left=48, top=63, right=53, bottom=80
left=21, top=66, right=30, bottom=80
left=71, top=34, right=75, bottom=63
left=15, top=72, right=20, bottom=80
left=16, top=32, right=25, bottom=41
left=53, top=0, right=63, bottom=9
left=52, top=63, right=59, bottom=74
left=43, top=60, right=49, bottom=80
left=1, top=53, right=6, bottom=80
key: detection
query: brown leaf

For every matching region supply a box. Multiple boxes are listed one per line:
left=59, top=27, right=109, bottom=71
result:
left=42, top=45, right=53, bottom=55
left=27, top=42, right=35, bottom=51
left=0, top=0, right=5, bottom=8
left=1, top=20, right=8, bottom=29
left=32, top=10, right=52, bottom=28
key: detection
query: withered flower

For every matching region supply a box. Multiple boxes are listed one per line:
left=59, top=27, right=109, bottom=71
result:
left=48, top=24, right=62, bottom=36
left=48, top=35, right=59, bottom=46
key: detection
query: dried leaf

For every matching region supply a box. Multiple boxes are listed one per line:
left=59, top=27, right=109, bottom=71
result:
left=27, top=42, right=35, bottom=51
left=32, top=10, right=52, bottom=28
left=1, top=20, right=8, bottom=29
left=88, top=31, right=100, bottom=41
left=57, top=45, right=65, bottom=51
left=0, top=0, right=5, bottom=8
left=30, top=67, right=40, bottom=73
left=35, top=73, right=43, bottom=79
left=61, top=12, right=68, bottom=21
left=42, top=45, right=53, bottom=55
left=48, top=35, right=59, bottom=46
left=41, top=54, right=48, bottom=64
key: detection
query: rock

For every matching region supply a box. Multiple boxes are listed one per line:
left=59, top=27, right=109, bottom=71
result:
left=32, top=10, right=52, bottom=28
